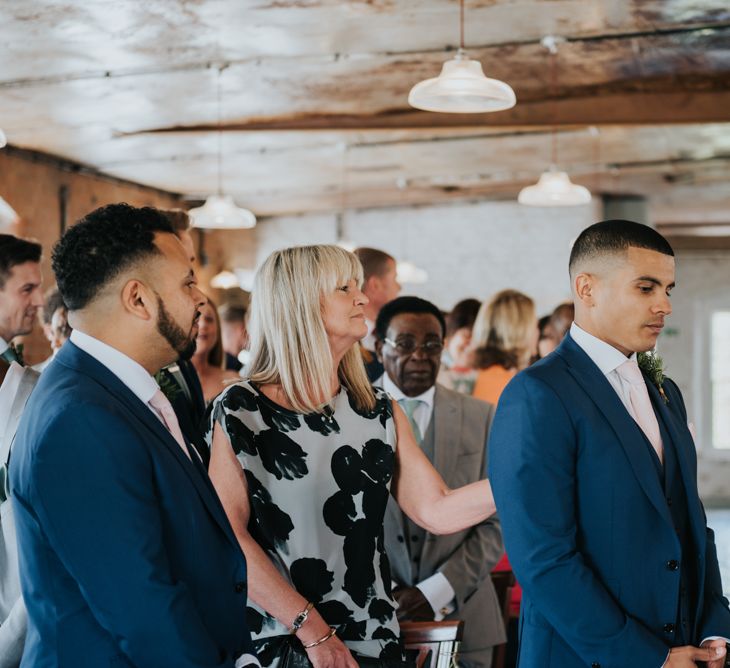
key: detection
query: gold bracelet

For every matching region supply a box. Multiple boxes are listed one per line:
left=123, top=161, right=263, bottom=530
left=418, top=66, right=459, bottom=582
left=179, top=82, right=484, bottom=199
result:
left=302, top=627, right=337, bottom=649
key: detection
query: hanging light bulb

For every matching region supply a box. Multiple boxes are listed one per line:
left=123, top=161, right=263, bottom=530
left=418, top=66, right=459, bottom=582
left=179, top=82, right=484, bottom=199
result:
left=0, top=129, right=6, bottom=148
left=210, top=269, right=240, bottom=289
left=190, top=65, right=257, bottom=230
left=518, top=166, right=591, bottom=207
left=397, top=260, right=429, bottom=285
left=189, top=195, right=256, bottom=229
left=0, top=196, right=20, bottom=229
left=408, top=0, right=515, bottom=113
left=518, top=36, right=590, bottom=207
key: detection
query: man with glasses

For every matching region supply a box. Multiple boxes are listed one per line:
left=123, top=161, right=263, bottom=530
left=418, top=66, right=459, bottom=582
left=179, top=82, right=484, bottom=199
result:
left=374, top=296, right=505, bottom=668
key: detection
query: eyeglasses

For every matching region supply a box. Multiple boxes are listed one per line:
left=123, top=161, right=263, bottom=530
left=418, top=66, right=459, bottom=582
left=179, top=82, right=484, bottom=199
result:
left=383, top=337, right=444, bottom=356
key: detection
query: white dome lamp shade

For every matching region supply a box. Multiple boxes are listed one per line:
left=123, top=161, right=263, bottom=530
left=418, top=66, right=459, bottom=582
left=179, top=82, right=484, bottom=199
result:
left=189, top=66, right=257, bottom=230
left=189, top=195, right=256, bottom=230
left=0, top=128, right=6, bottom=148
left=518, top=167, right=592, bottom=207
left=408, top=0, right=515, bottom=114
left=409, top=49, right=516, bottom=113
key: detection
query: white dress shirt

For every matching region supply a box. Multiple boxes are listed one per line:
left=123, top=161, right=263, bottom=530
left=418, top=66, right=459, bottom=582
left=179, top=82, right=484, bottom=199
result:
left=70, top=330, right=260, bottom=667
left=570, top=323, right=727, bottom=663
left=70, top=330, right=160, bottom=417
left=382, top=374, right=455, bottom=620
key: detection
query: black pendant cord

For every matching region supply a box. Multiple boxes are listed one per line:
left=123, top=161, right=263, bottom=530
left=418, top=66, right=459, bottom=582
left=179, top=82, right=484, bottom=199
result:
left=459, top=0, right=465, bottom=50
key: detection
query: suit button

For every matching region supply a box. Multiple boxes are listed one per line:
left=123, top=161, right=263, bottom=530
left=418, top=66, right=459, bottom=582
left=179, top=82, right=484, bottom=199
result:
left=666, top=560, right=679, bottom=571
left=411, top=535, right=419, bottom=542
left=591, top=663, right=601, bottom=668
left=234, top=582, right=245, bottom=594
left=664, top=623, right=675, bottom=634
left=666, top=497, right=673, bottom=506
left=397, top=535, right=404, bottom=543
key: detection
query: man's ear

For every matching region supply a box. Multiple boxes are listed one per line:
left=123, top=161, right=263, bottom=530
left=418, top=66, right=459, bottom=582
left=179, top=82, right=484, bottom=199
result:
left=573, top=272, right=596, bottom=308
left=374, top=337, right=384, bottom=363
left=121, top=279, right=154, bottom=321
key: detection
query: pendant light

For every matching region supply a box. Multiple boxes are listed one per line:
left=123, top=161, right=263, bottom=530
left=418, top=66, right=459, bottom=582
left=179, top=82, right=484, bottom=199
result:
left=0, top=129, right=6, bottom=148
left=189, top=66, right=256, bottom=229
left=408, top=0, right=516, bottom=113
left=518, top=36, right=591, bottom=207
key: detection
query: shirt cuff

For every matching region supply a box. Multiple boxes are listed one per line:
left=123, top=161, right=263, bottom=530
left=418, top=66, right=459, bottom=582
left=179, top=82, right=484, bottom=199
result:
left=416, top=572, right=456, bottom=621
left=235, top=654, right=261, bottom=668
left=701, top=636, right=730, bottom=645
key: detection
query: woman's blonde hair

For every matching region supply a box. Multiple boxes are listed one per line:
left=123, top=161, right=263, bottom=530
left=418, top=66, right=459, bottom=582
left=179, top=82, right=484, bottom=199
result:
left=247, top=244, right=376, bottom=413
left=472, top=289, right=536, bottom=370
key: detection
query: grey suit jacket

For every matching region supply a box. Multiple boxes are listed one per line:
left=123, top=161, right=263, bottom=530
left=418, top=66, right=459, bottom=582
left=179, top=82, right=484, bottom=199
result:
left=383, top=382, right=506, bottom=665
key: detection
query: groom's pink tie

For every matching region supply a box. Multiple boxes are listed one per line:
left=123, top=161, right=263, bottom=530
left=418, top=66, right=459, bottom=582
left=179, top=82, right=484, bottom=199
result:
left=149, top=389, right=191, bottom=460
left=616, top=359, right=663, bottom=465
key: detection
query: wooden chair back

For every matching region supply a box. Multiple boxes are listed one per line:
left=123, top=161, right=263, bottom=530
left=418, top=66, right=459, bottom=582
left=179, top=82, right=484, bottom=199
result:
left=490, top=570, right=516, bottom=668
left=401, top=620, right=464, bottom=668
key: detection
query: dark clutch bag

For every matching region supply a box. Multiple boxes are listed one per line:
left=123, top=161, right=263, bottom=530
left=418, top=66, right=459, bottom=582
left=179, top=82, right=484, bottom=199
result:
left=269, top=635, right=417, bottom=668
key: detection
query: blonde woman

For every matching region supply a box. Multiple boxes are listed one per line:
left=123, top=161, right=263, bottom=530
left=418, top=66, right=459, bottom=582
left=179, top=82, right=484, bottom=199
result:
left=207, top=245, right=496, bottom=668
left=471, top=289, right=538, bottom=406
left=191, top=298, right=240, bottom=405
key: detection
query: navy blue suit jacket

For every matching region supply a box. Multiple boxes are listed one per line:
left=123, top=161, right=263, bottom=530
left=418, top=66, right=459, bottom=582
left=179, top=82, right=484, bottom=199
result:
left=10, top=342, right=254, bottom=668
left=488, top=333, right=730, bottom=668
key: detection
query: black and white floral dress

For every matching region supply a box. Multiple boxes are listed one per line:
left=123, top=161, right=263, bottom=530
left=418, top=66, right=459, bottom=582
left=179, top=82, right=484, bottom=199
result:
left=208, top=380, right=403, bottom=666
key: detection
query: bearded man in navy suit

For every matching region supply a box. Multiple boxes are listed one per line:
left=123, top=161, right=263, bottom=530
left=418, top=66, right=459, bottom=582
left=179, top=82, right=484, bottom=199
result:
left=489, top=220, right=730, bottom=668
left=11, top=204, right=257, bottom=668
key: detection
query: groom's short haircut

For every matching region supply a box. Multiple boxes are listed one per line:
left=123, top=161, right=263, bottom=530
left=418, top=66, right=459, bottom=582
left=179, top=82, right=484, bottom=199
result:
left=52, top=203, right=174, bottom=311
left=569, top=220, right=674, bottom=277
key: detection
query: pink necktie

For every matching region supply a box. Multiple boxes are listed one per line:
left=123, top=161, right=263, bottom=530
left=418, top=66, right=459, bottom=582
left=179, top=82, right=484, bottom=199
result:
left=149, top=389, right=191, bottom=460
left=616, top=360, right=663, bottom=464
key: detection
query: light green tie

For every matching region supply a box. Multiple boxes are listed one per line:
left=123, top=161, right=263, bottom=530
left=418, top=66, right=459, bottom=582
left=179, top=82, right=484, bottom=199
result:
left=1, top=345, right=19, bottom=365
left=399, top=398, right=423, bottom=445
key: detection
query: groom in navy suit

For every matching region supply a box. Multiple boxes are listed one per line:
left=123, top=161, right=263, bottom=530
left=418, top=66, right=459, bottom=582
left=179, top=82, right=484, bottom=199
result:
left=10, top=204, right=257, bottom=667
left=489, top=220, right=730, bottom=668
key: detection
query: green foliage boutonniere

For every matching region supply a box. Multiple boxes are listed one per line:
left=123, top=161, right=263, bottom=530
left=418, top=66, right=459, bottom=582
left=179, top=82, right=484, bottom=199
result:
left=637, top=351, right=668, bottom=404
left=154, top=368, right=182, bottom=403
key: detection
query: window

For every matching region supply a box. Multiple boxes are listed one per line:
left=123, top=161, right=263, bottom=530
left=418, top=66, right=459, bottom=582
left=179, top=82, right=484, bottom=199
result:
left=711, top=311, right=730, bottom=449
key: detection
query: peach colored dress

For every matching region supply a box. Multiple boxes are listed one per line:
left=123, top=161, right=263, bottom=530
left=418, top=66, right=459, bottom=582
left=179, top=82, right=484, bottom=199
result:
left=472, top=364, right=516, bottom=405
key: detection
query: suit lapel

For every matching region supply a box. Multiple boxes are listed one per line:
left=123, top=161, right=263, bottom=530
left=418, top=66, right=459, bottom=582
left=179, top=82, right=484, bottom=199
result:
left=557, top=335, right=673, bottom=529
left=58, top=343, right=239, bottom=551
left=647, top=380, right=706, bottom=553
left=432, top=385, right=459, bottom=484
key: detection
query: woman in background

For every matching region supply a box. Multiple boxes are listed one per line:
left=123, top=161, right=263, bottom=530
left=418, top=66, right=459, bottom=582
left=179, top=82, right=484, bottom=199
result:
left=437, top=298, right=481, bottom=395
left=471, top=289, right=537, bottom=405
left=190, top=298, right=240, bottom=405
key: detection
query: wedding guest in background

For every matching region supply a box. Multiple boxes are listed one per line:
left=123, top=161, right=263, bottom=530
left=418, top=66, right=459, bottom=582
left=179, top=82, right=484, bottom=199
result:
left=438, top=297, right=481, bottom=395
left=354, top=247, right=401, bottom=381
left=549, top=301, right=574, bottom=342
left=207, top=244, right=496, bottom=668
left=192, top=298, right=240, bottom=405
left=34, top=287, right=65, bottom=370
left=220, top=303, right=249, bottom=372
left=536, top=314, right=558, bottom=360
left=490, top=220, right=730, bottom=668
left=0, top=235, right=43, bottom=366
left=471, top=289, right=538, bottom=406
left=11, top=203, right=258, bottom=667
left=375, top=296, right=505, bottom=668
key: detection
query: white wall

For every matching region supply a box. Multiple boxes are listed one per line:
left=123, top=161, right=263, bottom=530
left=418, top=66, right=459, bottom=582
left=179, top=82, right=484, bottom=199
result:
left=659, top=250, right=730, bottom=502
left=255, top=200, right=601, bottom=315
